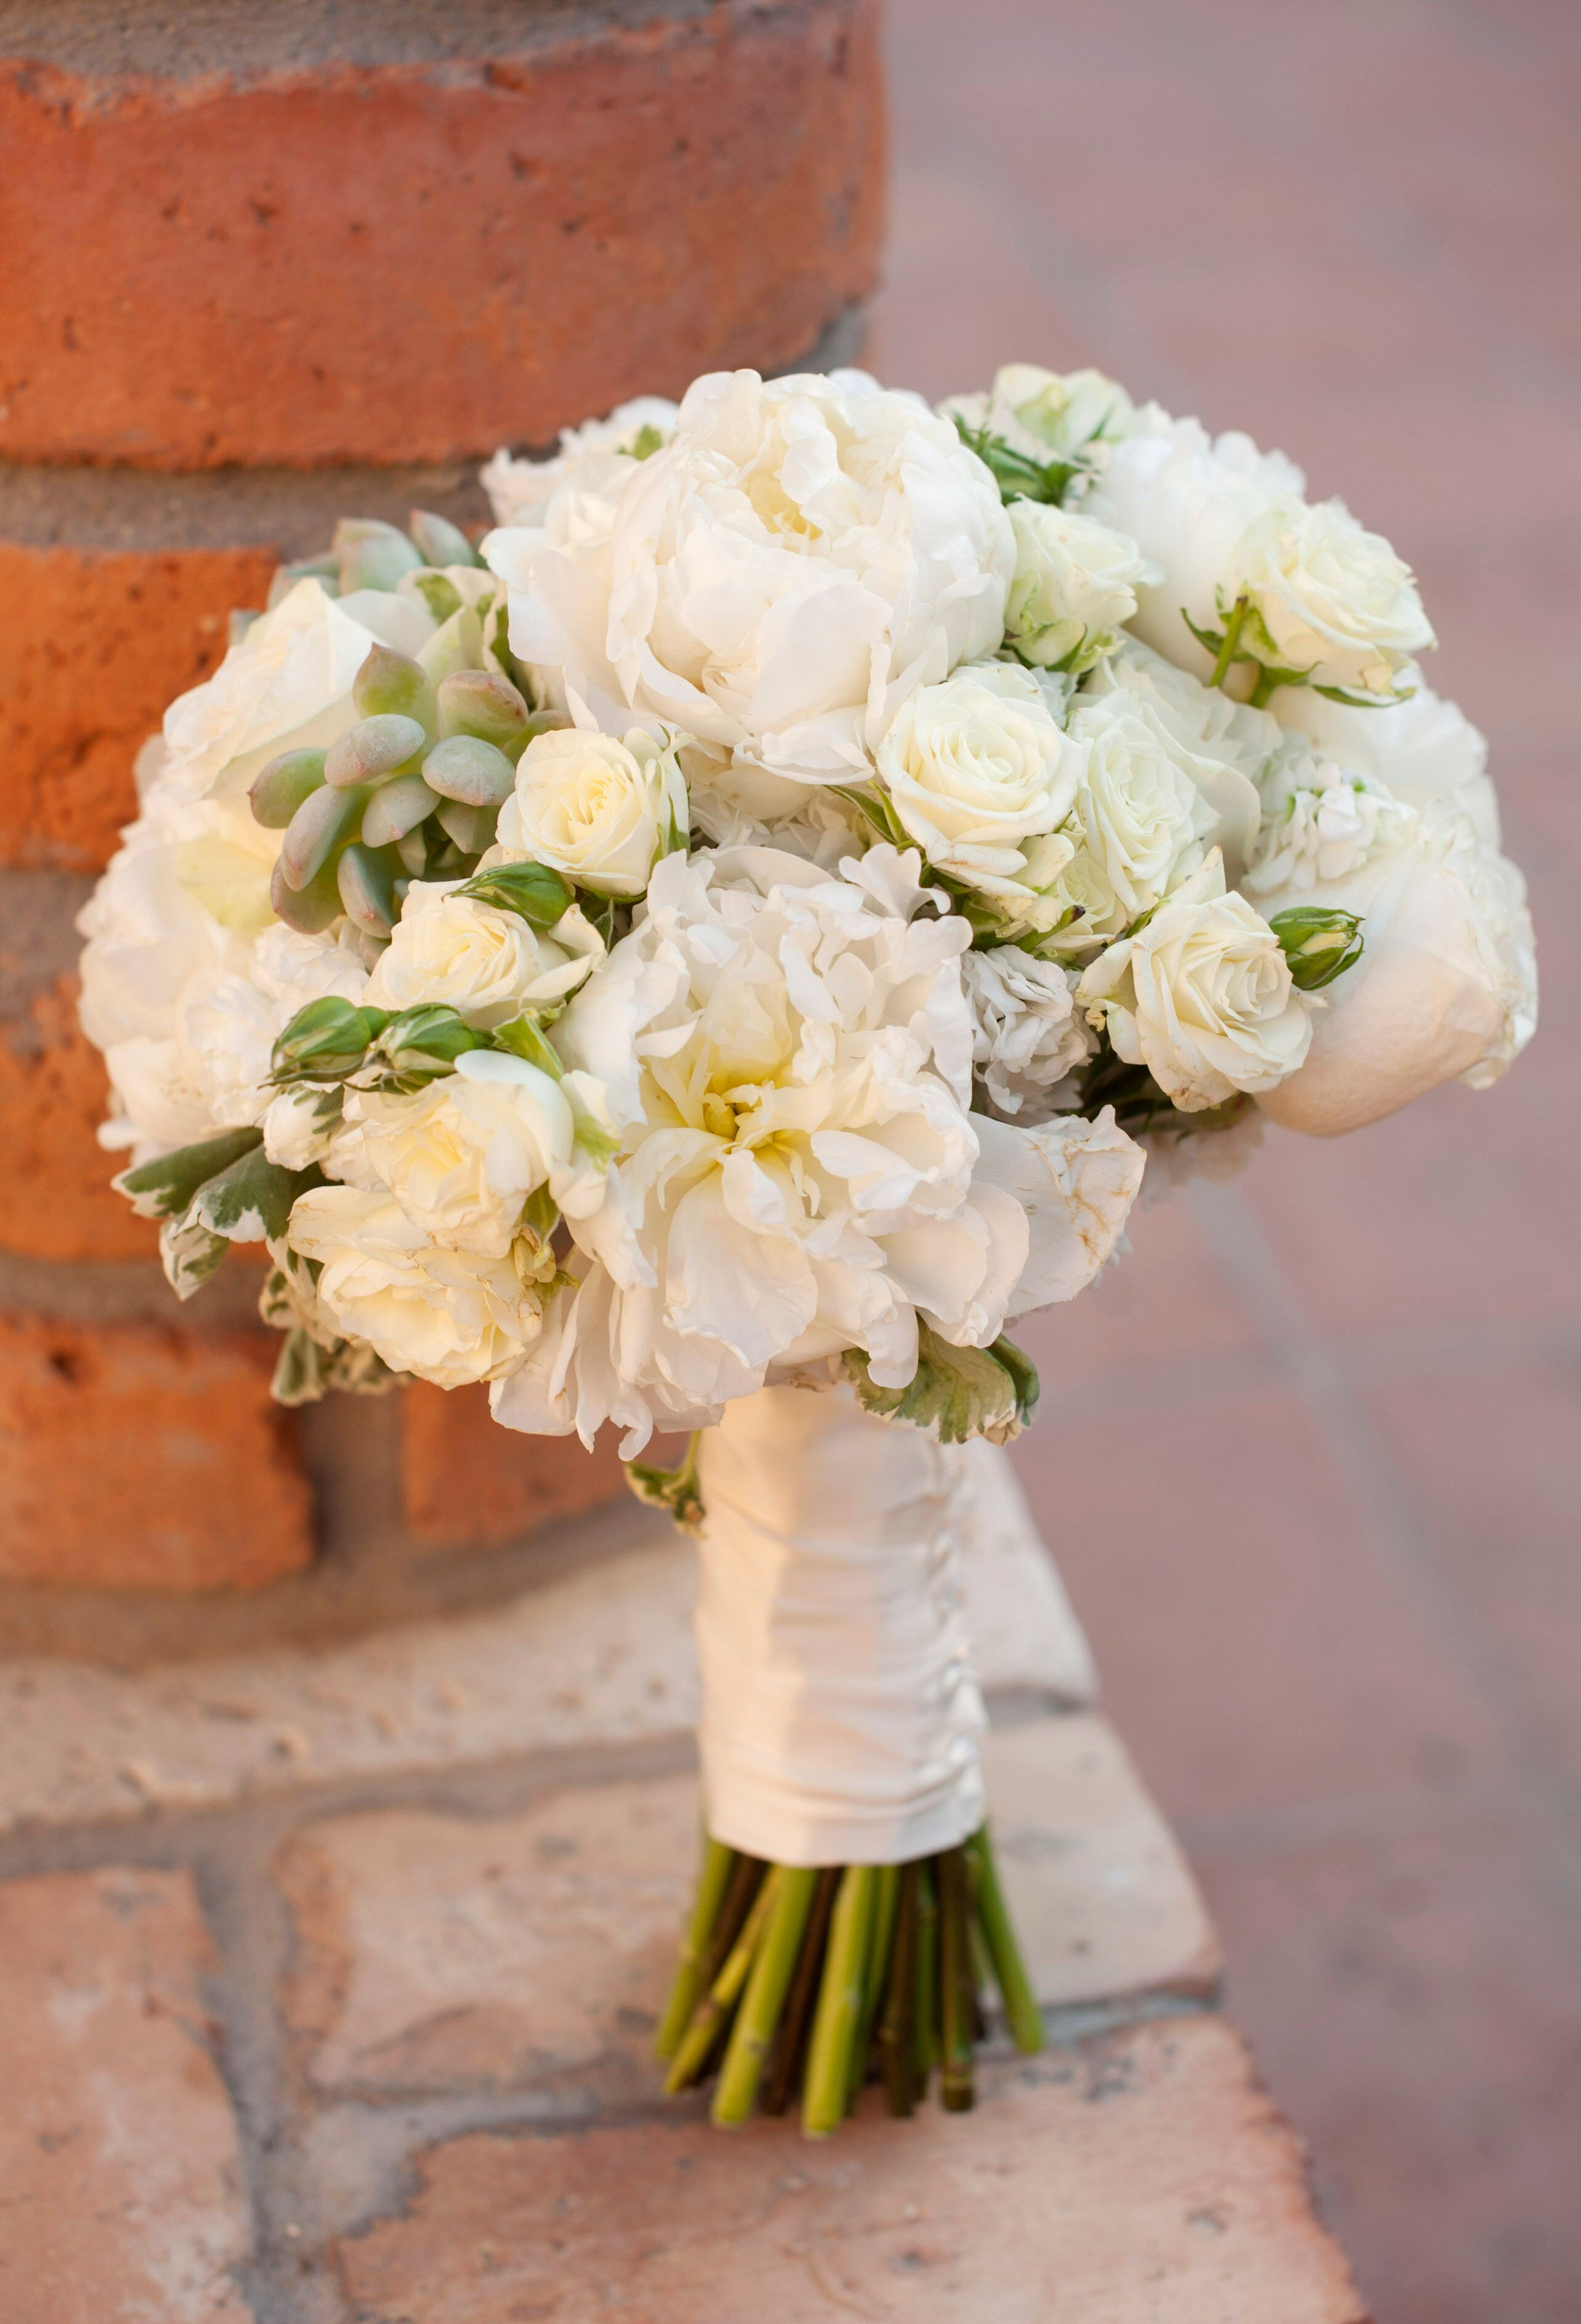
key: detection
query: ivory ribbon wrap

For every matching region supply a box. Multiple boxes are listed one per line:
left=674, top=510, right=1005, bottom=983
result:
left=694, top=1383, right=986, bottom=1868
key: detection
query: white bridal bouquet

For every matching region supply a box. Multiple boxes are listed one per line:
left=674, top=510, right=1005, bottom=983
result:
left=80, top=363, right=1535, bottom=2130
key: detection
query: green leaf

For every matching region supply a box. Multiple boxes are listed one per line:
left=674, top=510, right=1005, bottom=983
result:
left=1268, top=905, right=1365, bottom=990
left=457, top=859, right=574, bottom=929
left=841, top=1322, right=1040, bottom=1446
left=116, top=1126, right=265, bottom=1221
left=950, top=415, right=1079, bottom=506
left=625, top=1431, right=705, bottom=1530
left=1313, top=680, right=1418, bottom=710
left=828, top=783, right=912, bottom=849
left=190, top=1149, right=325, bottom=1244
left=159, top=1215, right=230, bottom=1300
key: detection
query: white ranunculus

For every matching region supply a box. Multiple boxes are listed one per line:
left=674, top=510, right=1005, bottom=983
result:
left=499, top=368, right=1014, bottom=783
left=481, top=397, right=680, bottom=526
left=496, top=725, right=687, bottom=897
left=489, top=844, right=1141, bottom=1452
left=1078, top=852, right=1313, bottom=1110
left=365, top=882, right=604, bottom=1027
left=1245, top=747, right=1418, bottom=894
left=1272, top=679, right=1500, bottom=848
left=353, top=1048, right=612, bottom=1256
left=874, top=662, right=1085, bottom=888
left=1004, top=501, right=1160, bottom=672
left=1065, top=694, right=1219, bottom=925
left=1254, top=813, right=1536, bottom=1136
left=962, top=947, right=1093, bottom=1120
left=1090, top=413, right=1433, bottom=699
left=285, top=1185, right=544, bottom=1388
left=1080, top=639, right=1276, bottom=880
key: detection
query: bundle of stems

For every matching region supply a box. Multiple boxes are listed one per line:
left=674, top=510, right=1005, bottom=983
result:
left=655, top=1824, right=1043, bottom=2134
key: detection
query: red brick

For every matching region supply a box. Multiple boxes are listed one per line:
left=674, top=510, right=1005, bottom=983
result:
left=0, top=974, right=155, bottom=1260
left=0, top=5, right=886, bottom=469
left=0, top=541, right=278, bottom=871
left=0, top=1866, right=253, bottom=2323
left=0, top=1311, right=312, bottom=1590
left=331, top=2016, right=1365, bottom=2323
left=401, top=1379, right=625, bottom=1549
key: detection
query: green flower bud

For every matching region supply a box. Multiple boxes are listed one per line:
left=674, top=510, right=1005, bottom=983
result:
left=280, top=782, right=366, bottom=891
left=409, top=509, right=480, bottom=569
left=457, top=859, right=573, bottom=929
left=337, top=842, right=400, bottom=937
left=361, top=772, right=440, bottom=848
left=435, top=669, right=533, bottom=759
left=1268, top=905, right=1365, bottom=992
left=270, top=851, right=347, bottom=934
left=376, top=1004, right=490, bottom=1081
left=424, top=732, right=517, bottom=807
left=250, top=748, right=327, bottom=829
left=272, top=995, right=388, bottom=1080
left=324, top=713, right=427, bottom=789
left=352, top=642, right=440, bottom=737
left=334, top=519, right=424, bottom=595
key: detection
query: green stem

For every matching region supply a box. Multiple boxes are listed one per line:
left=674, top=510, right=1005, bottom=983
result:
left=1248, top=664, right=1280, bottom=709
left=665, top=1866, right=778, bottom=2094
left=802, top=1866, right=877, bottom=2137
left=712, top=1867, right=819, bottom=2125
left=913, top=1863, right=940, bottom=2091
left=966, top=1825, right=1043, bottom=2055
left=879, top=1863, right=920, bottom=2117
left=1208, top=594, right=1250, bottom=690
left=937, top=1847, right=976, bottom=2113
left=762, top=1866, right=841, bottom=2116
left=654, top=1835, right=735, bottom=2060
left=847, top=1863, right=901, bottom=2105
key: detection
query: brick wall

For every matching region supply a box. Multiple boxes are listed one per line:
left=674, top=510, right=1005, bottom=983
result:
left=0, top=0, right=886, bottom=1592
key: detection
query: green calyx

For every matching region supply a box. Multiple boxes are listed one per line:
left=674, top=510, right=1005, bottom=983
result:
left=952, top=413, right=1085, bottom=507
left=1268, top=904, right=1365, bottom=990
left=841, top=1321, right=1039, bottom=1446
left=625, top=1431, right=705, bottom=1531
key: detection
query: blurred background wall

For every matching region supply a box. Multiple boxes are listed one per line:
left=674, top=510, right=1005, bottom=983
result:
left=865, top=4, right=1579, bottom=2318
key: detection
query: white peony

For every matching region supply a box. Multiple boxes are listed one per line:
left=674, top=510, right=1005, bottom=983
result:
left=1090, top=413, right=1433, bottom=699
left=481, top=397, right=679, bottom=526
left=497, top=368, right=1014, bottom=783
left=1004, top=501, right=1160, bottom=672
left=962, top=947, right=1093, bottom=1120
left=496, top=725, right=687, bottom=897
left=1245, top=748, right=1418, bottom=894
left=1254, top=813, right=1536, bottom=1136
left=365, top=881, right=604, bottom=1027
left=1272, top=679, right=1500, bottom=848
left=490, top=844, right=1141, bottom=1450
left=873, top=661, right=1084, bottom=891
left=285, top=1185, right=544, bottom=1388
left=352, top=1048, right=613, bottom=1257
left=1078, top=852, right=1313, bottom=1110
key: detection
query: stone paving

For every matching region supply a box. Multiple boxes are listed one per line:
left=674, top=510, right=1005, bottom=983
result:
left=871, top=4, right=1581, bottom=2318
left=0, top=1451, right=1361, bottom=2322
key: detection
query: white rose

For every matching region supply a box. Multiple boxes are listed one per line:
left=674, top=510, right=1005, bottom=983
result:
left=481, top=397, right=679, bottom=525
left=1004, top=501, right=1159, bottom=671
left=1090, top=413, right=1433, bottom=700
left=941, top=365, right=1136, bottom=476
left=496, top=726, right=687, bottom=897
left=286, top=1184, right=543, bottom=1389
left=501, top=368, right=1014, bottom=783
left=874, top=662, right=1084, bottom=886
left=1272, top=680, right=1500, bottom=848
left=365, top=882, right=604, bottom=1027
left=962, top=948, right=1093, bottom=1120
left=1078, top=853, right=1312, bottom=1110
left=354, top=1048, right=610, bottom=1256
left=1254, top=814, right=1536, bottom=1136
left=1065, top=694, right=1220, bottom=926
left=1080, top=639, right=1276, bottom=880
left=1244, top=747, right=1418, bottom=894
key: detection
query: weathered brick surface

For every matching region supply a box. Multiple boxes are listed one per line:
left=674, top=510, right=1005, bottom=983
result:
left=402, top=1379, right=626, bottom=1547
left=0, top=1310, right=312, bottom=1589
left=0, top=3, right=885, bottom=469
left=273, top=1717, right=1216, bottom=2103
left=0, top=974, right=155, bottom=1258
left=0, top=540, right=277, bottom=870
left=331, top=2015, right=1365, bottom=2323
left=0, top=1866, right=253, bottom=2323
